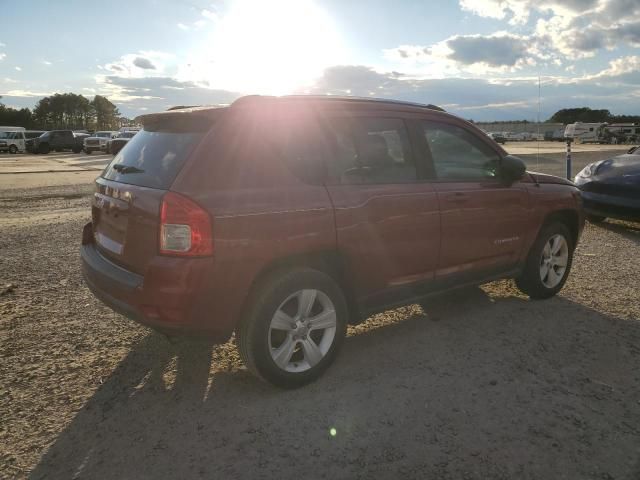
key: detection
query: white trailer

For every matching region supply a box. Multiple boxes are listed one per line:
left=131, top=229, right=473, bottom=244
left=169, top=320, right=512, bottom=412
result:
left=564, top=122, right=608, bottom=143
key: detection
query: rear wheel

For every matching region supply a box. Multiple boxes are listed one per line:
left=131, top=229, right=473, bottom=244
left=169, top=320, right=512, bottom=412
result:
left=38, top=143, right=50, bottom=154
left=72, top=146, right=82, bottom=154
left=515, top=222, right=574, bottom=299
left=85, top=149, right=92, bottom=155
left=587, top=214, right=606, bottom=223
left=237, top=268, right=348, bottom=388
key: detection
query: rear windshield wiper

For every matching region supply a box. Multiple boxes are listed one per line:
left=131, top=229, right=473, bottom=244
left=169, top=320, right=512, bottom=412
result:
left=112, top=164, right=144, bottom=174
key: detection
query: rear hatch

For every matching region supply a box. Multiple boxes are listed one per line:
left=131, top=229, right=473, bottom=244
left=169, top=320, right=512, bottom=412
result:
left=91, top=109, right=221, bottom=273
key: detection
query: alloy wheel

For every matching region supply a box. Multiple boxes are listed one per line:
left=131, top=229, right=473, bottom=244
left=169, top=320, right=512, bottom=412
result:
left=539, top=234, right=569, bottom=288
left=268, top=289, right=337, bottom=373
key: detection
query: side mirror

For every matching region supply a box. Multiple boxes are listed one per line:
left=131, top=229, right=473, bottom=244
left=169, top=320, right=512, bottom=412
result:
left=501, top=154, right=526, bottom=185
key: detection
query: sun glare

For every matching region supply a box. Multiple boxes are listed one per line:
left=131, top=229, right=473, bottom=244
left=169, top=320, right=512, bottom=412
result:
left=189, top=0, right=345, bottom=95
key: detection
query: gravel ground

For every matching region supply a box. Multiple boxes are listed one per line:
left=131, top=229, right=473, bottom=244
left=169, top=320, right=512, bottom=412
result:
left=1, top=150, right=639, bottom=479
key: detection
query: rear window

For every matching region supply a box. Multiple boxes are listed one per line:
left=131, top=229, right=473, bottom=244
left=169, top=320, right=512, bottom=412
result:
left=102, top=128, right=206, bottom=189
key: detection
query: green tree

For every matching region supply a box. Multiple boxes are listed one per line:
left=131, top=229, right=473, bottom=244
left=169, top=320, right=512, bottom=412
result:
left=0, top=97, right=35, bottom=128
left=548, top=107, right=611, bottom=124
left=91, top=95, right=120, bottom=130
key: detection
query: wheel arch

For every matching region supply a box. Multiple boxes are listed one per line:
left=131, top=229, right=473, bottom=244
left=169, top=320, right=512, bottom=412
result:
left=542, top=209, right=580, bottom=248
left=241, top=249, right=359, bottom=324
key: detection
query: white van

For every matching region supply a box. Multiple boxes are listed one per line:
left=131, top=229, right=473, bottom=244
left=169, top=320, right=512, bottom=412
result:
left=0, top=126, right=26, bottom=153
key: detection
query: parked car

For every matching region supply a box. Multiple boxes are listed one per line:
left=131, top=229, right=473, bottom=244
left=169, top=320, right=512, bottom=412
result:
left=0, top=126, right=26, bottom=153
left=486, top=132, right=507, bottom=144
left=106, top=130, right=138, bottom=155
left=84, top=131, right=116, bottom=154
left=574, top=146, right=640, bottom=222
left=27, top=130, right=83, bottom=154
left=25, top=130, right=46, bottom=139
left=81, top=95, right=585, bottom=388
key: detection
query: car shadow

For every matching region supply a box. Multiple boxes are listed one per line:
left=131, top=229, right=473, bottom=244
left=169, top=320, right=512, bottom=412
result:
left=597, top=219, right=640, bottom=246
left=30, top=287, right=640, bottom=479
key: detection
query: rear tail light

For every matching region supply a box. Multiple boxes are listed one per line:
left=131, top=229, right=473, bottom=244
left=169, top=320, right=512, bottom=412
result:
left=159, top=192, right=213, bottom=256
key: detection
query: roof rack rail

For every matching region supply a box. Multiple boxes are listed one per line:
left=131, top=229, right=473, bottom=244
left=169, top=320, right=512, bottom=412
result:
left=231, top=94, right=446, bottom=112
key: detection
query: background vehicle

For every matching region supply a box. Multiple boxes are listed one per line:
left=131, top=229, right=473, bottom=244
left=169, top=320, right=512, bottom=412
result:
left=486, top=132, right=506, bottom=144
left=106, top=130, right=138, bottom=155
left=25, top=130, right=46, bottom=139
left=574, top=148, right=640, bottom=222
left=81, top=95, right=584, bottom=388
left=0, top=126, right=26, bottom=153
left=84, top=131, right=116, bottom=154
left=27, top=130, right=83, bottom=154
left=565, top=122, right=613, bottom=143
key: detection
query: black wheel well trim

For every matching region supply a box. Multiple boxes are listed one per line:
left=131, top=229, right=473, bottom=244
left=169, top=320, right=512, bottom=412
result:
left=241, top=249, right=360, bottom=323
left=542, top=209, right=580, bottom=248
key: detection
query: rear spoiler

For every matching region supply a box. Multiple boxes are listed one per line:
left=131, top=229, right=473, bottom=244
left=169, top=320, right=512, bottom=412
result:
left=139, top=106, right=228, bottom=132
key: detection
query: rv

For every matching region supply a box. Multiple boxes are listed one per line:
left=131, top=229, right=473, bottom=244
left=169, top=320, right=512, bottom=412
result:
left=605, top=123, right=640, bottom=143
left=0, top=126, right=26, bottom=153
left=564, top=122, right=609, bottom=143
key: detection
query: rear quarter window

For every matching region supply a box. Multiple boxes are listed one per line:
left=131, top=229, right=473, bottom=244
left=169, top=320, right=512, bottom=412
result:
left=102, top=129, right=205, bottom=189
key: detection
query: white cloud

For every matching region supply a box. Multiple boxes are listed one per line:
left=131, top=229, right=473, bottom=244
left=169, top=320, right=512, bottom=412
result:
left=384, top=32, right=550, bottom=75
left=14, top=66, right=21, bottom=71
left=2, top=77, right=18, bottom=83
left=0, top=53, right=5, bottom=61
left=43, top=60, right=52, bottom=66
left=102, top=51, right=172, bottom=78
left=460, top=0, right=640, bottom=58
left=177, top=22, right=189, bottom=30
left=2, top=89, right=51, bottom=97
left=0, top=42, right=5, bottom=47
left=201, top=9, right=218, bottom=21
left=459, top=0, right=599, bottom=25
left=193, top=19, right=206, bottom=28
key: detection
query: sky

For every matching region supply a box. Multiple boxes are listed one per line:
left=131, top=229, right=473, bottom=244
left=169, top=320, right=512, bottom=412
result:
left=0, top=0, right=639, bottom=121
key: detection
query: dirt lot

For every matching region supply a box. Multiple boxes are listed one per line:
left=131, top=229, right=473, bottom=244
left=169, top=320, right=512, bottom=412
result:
left=1, top=146, right=639, bottom=479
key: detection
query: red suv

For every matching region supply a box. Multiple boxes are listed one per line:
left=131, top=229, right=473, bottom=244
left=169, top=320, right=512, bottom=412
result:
left=81, top=95, right=584, bottom=388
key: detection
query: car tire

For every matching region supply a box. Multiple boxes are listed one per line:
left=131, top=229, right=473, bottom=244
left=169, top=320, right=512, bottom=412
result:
left=85, top=149, right=92, bottom=155
left=72, top=147, right=82, bottom=154
left=515, top=222, right=574, bottom=300
left=586, top=214, right=606, bottom=223
left=9, top=145, right=18, bottom=154
left=237, top=268, right=348, bottom=389
left=39, top=143, right=50, bottom=154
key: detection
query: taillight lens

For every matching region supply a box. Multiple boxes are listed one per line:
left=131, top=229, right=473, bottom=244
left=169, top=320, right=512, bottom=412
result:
left=159, top=192, right=213, bottom=256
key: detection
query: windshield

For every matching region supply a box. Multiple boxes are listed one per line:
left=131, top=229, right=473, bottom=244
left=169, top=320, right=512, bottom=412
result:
left=94, top=132, right=112, bottom=138
left=119, top=132, right=136, bottom=138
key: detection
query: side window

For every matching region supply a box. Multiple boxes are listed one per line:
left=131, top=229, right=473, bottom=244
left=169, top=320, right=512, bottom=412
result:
left=266, top=114, right=330, bottom=185
left=423, top=121, right=500, bottom=181
left=326, top=117, right=417, bottom=184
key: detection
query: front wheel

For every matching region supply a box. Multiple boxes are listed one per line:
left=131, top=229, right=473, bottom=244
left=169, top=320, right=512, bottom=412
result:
left=85, top=149, right=92, bottom=155
left=38, top=143, right=50, bottom=154
left=237, top=268, right=348, bottom=388
left=9, top=145, right=18, bottom=154
left=515, top=222, right=574, bottom=299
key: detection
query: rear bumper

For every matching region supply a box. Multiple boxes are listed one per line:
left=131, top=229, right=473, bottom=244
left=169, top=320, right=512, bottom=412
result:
left=80, top=223, right=236, bottom=341
left=580, top=191, right=640, bottom=221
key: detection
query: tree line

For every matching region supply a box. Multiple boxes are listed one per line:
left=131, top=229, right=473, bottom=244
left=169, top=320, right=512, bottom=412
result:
left=0, top=93, right=133, bottom=130
left=547, top=107, right=640, bottom=124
